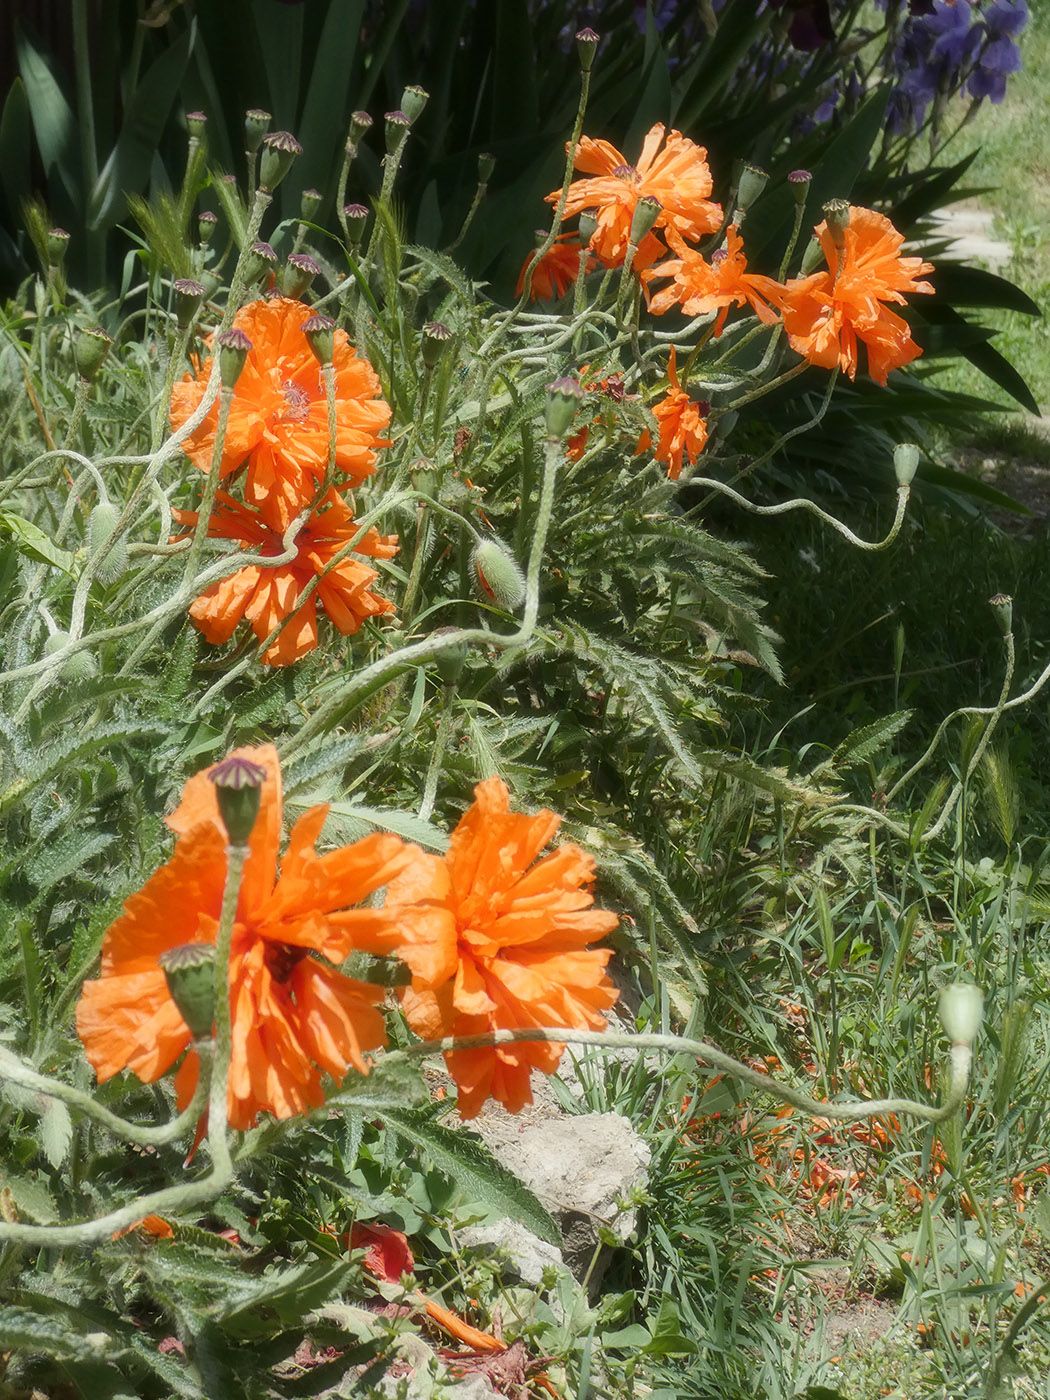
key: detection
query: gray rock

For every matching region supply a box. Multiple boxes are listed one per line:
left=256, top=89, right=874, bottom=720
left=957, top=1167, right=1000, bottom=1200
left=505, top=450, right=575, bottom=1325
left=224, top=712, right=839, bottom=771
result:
left=457, top=1219, right=564, bottom=1286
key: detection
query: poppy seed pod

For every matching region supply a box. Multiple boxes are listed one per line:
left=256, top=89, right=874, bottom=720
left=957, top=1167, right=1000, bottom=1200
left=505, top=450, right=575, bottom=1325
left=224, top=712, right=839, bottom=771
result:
left=301, top=313, right=336, bottom=367
left=299, top=187, right=322, bottom=221
left=44, top=631, right=96, bottom=680
left=244, top=240, right=278, bottom=286
left=788, top=169, right=812, bottom=205
left=400, top=85, right=429, bottom=124
left=349, top=110, right=373, bottom=141
left=893, top=442, right=920, bottom=487
left=421, top=321, right=452, bottom=369
left=74, top=327, right=113, bottom=383
left=546, top=375, right=584, bottom=439
left=576, top=27, right=600, bottom=71
left=173, top=277, right=206, bottom=330
left=938, top=983, right=984, bottom=1046
left=244, top=108, right=272, bottom=154
left=736, top=164, right=768, bottom=215
left=87, top=502, right=128, bottom=585
left=284, top=253, right=321, bottom=300
left=259, top=130, right=302, bottom=192
left=158, top=944, right=216, bottom=1040
left=186, top=110, right=208, bottom=140
left=216, top=328, right=252, bottom=388
left=46, top=227, right=71, bottom=265
left=343, top=203, right=369, bottom=248
left=473, top=539, right=526, bottom=612
left=578, top=211, right=599, bottom=246
left=210, top=753, right=267, bottom=845
left=383, top=110, right=411, bottom=153
left=477, top=152, right=496, bottom=184
left=822, top=198, right=851, bottom=252
left=197, top=210, right=218, bottom=245
left=989, top=592, right=1013, bottom=636
left=629, top=194, right=661, bottom=247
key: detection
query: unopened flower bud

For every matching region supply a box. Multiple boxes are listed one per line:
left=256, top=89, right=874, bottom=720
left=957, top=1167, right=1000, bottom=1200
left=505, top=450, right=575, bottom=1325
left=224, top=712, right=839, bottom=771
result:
left=432, top=627, right=468, bottom=686
left=473, top=539, right=526, bottom=612
left=173, top=277, right=206, bottom=330
left=893, top=442, right=920, bottom=487
left=629, top=194, right=661, bottom=247
left=244, top=108, right=272, bottom=154
left=822, top=198, right=851, bottom=252
left=186, top=110, right=207, bottom=140
left=299, top=187, right=322, bottom=222
left=197, top=210, right=218, bottom=245
left=75, top=326, right=112, bottom=383
left=301, top=313, right=335, bottom=366
left=284, top=252, right=321, bottom=300
left=400, top=85, right=429, bottom=124
left=576, top=27, right=600, bottom=71
left=343, top=203, right=369, bottom=248
left=244, top=240, right=278, bottom=286
left=788, top=169, right=812, bottom=205
left=545, top=375, right=584, bottom=439
left=46, top=227, right=70, bottom=265
left=477, top=152, right=496, bottom=184
left=210, top=752, right=266, bottom=844
left=384, top=110, right=411, bottom=153
left=259, top=130, right=302, bottom=191
left=87, top=501, right=128, bottom=585
left=158, top=944, right=216, bottom=1039
left=44, top=631, right=96, bottom=680
left=938, top=983, right=984, bottom=1046
left=989, top=593, right=1013, bottom=636
left=217, top=328, right=252, bottom=388
left=421, top=320, right=452, bottom=369
left=736, top=164, right=768, bottom=214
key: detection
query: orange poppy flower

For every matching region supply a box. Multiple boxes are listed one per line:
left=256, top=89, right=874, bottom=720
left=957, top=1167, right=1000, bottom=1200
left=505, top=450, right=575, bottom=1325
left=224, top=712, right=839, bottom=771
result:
left=548, top=123, right=722, bottom=271
left=174, top=490, right=397, bottom=666
left=381, top=777, right=619, bottom=1119
left=644, top=225, right=783, bottom=334
left=516, top=233, right=596, bottom=301
left=169, top=297, right=392, bottom=530
left=635, top=347, right=709, bottom=480
left=76, top=745, right=411, bottom=1131
left=771, top=206, right=934, bottom=384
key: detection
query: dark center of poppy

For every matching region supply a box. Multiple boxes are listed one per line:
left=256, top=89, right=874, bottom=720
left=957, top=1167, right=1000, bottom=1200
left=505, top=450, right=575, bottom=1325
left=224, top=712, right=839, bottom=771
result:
left=279, top=380, right=312, bottom=422
left=264, top=941, right=309, bottom=982
left=612, top=163, right=639, bottom=184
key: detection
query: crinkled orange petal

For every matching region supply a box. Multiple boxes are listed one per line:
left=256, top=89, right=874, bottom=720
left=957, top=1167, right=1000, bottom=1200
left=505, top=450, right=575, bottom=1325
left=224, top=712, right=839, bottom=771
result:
left=76, top=970, right=190, bottom=1084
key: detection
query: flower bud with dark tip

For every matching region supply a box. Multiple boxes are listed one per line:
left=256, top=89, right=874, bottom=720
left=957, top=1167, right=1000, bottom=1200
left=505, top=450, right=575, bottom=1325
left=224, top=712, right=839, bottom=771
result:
left=259, top=130, right=302, bottom=192
left=477, top=152, right=496, bottom=184
left=299, top=187, right=322, bottom=221
left=46, top=228, right=70, bottom=265
left=788, top=169, right=812, bottom=205
left=244, top=108, right=272, bottom=154
left=629, top=194, right=661, bottom=247
left=343, top=203, right=369, bottom=248
left=546, top=375, right=584, bottom=440
left=421, top=321, right=452, bottom=370
left=400, top=85, right=429, bottom=124
left=822, top=198, right=851, bottom=253
left=938, top=983, right=984, bottom=1046
left=173, top=277, right=206, bottom=330
left=893, top=442, right=920, bottom=487
left=186, top=110, right=207, bottom=140
left=244, top=240, right=278, bottom=286
left=87, top=501, right=128, bottom=585
left=158, top=944, right=217, bottom=1040
left=75, top=327, right=113, bottom=383
left=384, top=110, right=410, bottom=153
left=473, top=539, right=526, bottom=612
left=736, top=164, right=768, bottom=214
left=576, top=27, right=600, bottom=71
left=217, top=329, right=252, bottom=388
left=301, top=313, right=336, bottom=366
left=989, top=593, right=1013, bottom=636
left=44, top=631, right=96, bottom=680
left=284, top=253, right=321, bottom=300
left=210, top=753, right=267, bottom=845
left=197, top=210, right=218, bottom=245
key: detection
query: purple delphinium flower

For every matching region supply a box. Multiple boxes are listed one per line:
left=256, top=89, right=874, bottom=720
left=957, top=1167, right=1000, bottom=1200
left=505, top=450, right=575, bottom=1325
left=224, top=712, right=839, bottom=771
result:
left=983, top=0, right=1029, bottom=37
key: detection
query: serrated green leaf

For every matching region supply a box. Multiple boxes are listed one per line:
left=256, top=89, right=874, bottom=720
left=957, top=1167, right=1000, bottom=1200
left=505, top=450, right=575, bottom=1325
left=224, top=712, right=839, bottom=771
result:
left=310, top=801, right=450, bottom=852
left=2, top=1172, right=57, bottom=1223
left=827, top=710, right=914, bottom=771
left=40, top=1096, right=72, bottom=1169
left=375, top=1106, right=561, bottom=1246
left=217, top=1259, right=354, bottom=1333
left=0, top=1305, right=106, bottom=1360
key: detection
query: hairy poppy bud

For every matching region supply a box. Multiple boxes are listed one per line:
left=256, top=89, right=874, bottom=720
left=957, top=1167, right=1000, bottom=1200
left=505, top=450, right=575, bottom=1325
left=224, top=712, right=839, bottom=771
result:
left=158, top=943, right=216, bottom=1040
left=217, top=329, right=252, bottom=388
left=576, top=27, right=600, bottom=71
left=938, top=983, right=984, bottom=1046
left=244, top=108, right=272, bottom=155
left=989, top=593, right=1013, bottom=636
left=259, top=130, right=302, bottom=192
left=210, top=753, right=266, bottom=845
left=44, top=631, right=96, bottom=680
left=893, top=443, right=920, bottom=487
left=400, top=85, right=429, bottom=124
left=285, top=253, right=321, bottom=300
left=546, top=375, right=584, bottom=440
left=173, top=277, right=206, bottom=330
left=87, top=502, right=127, bottom=585
left=301, top=313, right=336, bottom=366
left=75, top=327, right=113, bottom=383
left=473, top=539, right=526, bottom=612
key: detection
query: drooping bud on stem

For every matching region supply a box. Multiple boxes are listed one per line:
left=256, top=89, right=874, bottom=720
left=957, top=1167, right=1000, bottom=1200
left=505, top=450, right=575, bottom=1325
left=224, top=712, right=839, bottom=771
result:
left=259, top=130, right=302, bottom=191
left=473, top=539, right=527, bottom=612
left=158, top=944, right=217, bottom=1040
left=216, top=329, right=252, bottom=389
left=210, top=753, right=266, bottom=845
